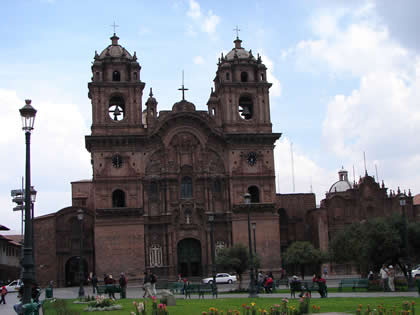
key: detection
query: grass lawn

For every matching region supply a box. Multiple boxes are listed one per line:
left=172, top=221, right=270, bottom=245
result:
left=43, top=296, right=420, bottom=315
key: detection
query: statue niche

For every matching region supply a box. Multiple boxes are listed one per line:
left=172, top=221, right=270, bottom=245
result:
left=170, top=132, right=200, bottom=168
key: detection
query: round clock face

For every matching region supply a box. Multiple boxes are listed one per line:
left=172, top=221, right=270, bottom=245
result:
left=247, top=152, right=257, bottom=166
left=112, top=154, right=123, bottom=168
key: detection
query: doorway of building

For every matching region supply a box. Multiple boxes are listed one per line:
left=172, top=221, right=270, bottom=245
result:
left=177, top=238, right=202, bottom=278
left=65, top=256, right=88, bottom=287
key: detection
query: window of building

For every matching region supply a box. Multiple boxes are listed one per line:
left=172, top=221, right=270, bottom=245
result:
left=133, top=72, right=137, bottom=80
left=112, top=189, right=126, bottom=207
left=260, top=73, right=264, bottom=81
left=149, top=244, right=163, bottom=267
left=213, top=179, right=221, bottom=193
left=112, top=71, right=121, bottom=81
left=181, top=176, right=192, bottom=198
left=96, top=71, right=100, bottom=81
left=215, top=241, right=226, bottom=257
left=248, top=185, right=260, bottom=203
left=211, top=108, right=216, bottom=116
left=226, top=72, right=230, bottom=80
left=109, top=96, right=125, bottom=121
left=241, top=71, right=248, bottom=82
left=238, top=95, right=253, bottom=120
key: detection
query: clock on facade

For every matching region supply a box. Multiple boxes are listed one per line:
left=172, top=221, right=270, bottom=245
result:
left=247, top=152, right=257, bottom=166
left=112, top=154, right=123, bottom=168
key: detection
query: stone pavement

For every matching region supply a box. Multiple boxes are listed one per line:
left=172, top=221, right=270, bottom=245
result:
left=0, top=285, right=418, bottom=315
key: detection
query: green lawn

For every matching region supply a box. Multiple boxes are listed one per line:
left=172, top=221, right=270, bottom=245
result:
left=43, top=296, right=420, bottom=315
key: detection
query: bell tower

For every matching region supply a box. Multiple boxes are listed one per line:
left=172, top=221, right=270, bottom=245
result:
left=88, top=33, right=146, bottom=135
left=208, top=36, right=272, bottom=134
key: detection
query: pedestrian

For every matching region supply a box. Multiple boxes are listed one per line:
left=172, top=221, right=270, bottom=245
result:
left=143, top=271, right=153, bottom=298
left=264, top=274, right=273, bottom=293
left=290, top=275, right=302, bottom=298
left=150, top=272, right=157, bottom=296
left=92, top=274, right=98, bottom=294
left=323, top=266, right=328, bottom=278
left=13, top=286, right=23, bottom=315
left=257, top=271, right=264, bottom=293
left=379, top=264, right=389, bottom=291
left=368, top=271, right=374, bottom=280
left=119, top=272, right=127, bottom=298
left=107, top=275, right=116, bottom=299
left=388, top=265, right=395, bottom=292
left=0, top=285, right=7, bottom=304
left=314, top=274, right=327, bottom=298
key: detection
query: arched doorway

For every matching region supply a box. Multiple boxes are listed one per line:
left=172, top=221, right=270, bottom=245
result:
left=177, top=238, right=202, bottom=277
left=65, top=256, right=88, bottom=287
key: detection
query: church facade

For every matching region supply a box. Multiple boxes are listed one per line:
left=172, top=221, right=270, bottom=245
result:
left=33, top=34, right=419, bottom=287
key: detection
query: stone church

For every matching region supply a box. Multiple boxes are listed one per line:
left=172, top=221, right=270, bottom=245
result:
left=33, top=34, right=419, bottom=287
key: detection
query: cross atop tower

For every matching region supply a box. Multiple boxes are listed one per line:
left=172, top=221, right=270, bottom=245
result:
left=233, top=25, right=241, bottom=38
left=110, top=21, right=119, bottom=35
left=178, top=70, right=189, bottom=100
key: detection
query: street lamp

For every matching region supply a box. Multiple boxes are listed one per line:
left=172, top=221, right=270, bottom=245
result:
left=252, top=222, right=257, bottom=290
left=399, top=195, right=414, bottom=290
left=77, top=209, right=85, bottom=298
left=244, top=193, right=257, bottom=298
left=19, top=99, right=37, bottom=304
left=208, top=214, right=217, bottom=297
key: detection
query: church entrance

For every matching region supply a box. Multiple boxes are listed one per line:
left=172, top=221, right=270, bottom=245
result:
left=65, top=256, right=88, bottom=287
left=177, top=238, right=202, bottom=278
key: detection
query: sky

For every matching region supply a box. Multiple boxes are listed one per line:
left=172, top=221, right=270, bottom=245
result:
left=1, top=0, right=419, bottom=234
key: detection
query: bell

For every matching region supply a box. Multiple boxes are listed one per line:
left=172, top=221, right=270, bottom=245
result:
left=241, top=106, right=250, bottom=118
left=113, top=106, right=122, bottom=120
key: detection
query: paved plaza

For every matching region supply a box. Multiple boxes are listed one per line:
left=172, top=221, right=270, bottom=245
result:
left=0, top=282, right=418, bottom=315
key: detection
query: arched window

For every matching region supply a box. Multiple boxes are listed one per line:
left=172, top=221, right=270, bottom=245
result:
left=241, top=71, right=248, bottom=82
left=238, top=95, right=253, bottom=120
left=213, top=179, right=221, bottom=193
left=112, top=71, right=121, bottom=81
left=260, top=73, right=264, bottom=81
left=133, top=72, right=137, bottom=80
left=226, top=72, right=230, bottom=80
left=279, top=208, right=288, bottom=226
left=248, top=186, right=260, bottom=203
left=112, top=189, right=126, bottom=207
left=109, top=96, right=125, bottom=121
left=149, top=244, right=163, bottom=267
left=211, top=108, right=216, bottom=116
left=181, top=176, right=192, bottom=198
left=96, top=71, right=100, bottom=81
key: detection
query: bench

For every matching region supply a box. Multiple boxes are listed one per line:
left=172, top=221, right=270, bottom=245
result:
left=97, top=284, right=122, bottom=297
left=184, top=283, right=217, bottom=299
left=338, top=278, right=369, bottom=291
left=274, top=279, right=289, bottom=289
left=301, top=281, right=328, bottom=298
left=168, top=282, right=184, bottom=294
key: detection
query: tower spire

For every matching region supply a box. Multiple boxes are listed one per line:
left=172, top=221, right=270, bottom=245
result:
left=178, top=70, right=189, bottom=100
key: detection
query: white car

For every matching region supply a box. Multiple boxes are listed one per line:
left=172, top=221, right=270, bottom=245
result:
left=5, top=279, right=23, bottom=292
left=202, top=273, right=237, bottom=284
left=411, top=266, right=420, bottom=278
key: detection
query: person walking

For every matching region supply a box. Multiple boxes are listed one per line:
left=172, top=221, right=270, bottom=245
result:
left=143, top=271, right=153, bottom=298
left=119, top=272, right=127, bottom=298
left=0, top=285, right=7, bottom=304
left=388, top=265, right=395, bottom=292
left=92, top=274, right=98, bottom=294
left=380, top=265, right=389, bottom=291
left=150, top=272, right=157, bottom=296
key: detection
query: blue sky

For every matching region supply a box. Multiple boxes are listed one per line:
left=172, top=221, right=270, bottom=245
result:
left=1, top=0, right=419, bottom=233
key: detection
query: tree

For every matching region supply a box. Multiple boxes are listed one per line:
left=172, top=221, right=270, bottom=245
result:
left=216, top=243, right=251, bottom=289
left=329, top=214, right=420, bottom=279
left=283, top=241, right=326, bottom=279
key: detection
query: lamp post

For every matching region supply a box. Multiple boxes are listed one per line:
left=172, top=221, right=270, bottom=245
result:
left=77, top=209, right=85, bottom=298
left=208, top=214, right=217, bottom=295
left=30, top=187, right=37, bottom=281
left=399, top=196, right=413, bottom=290
left=244, top=193, right=257, bottom=298
left=19, top=99, right=37, bottom=304
left=252, top=222, right=257, bottom=290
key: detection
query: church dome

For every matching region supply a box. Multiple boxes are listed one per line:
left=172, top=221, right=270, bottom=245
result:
left=97, top=34, right=133, bottom=60
left=172, top=99, right=196, bottom=112
left=328, top=166, right=352, bottom=193
left=225, top=37, right=256, bottom=61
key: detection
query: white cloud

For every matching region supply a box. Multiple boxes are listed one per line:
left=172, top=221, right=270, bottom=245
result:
left=293, top=4, right=420, bottom=195
left=193, top=56, right=205, bottom=65
left=186, top=0, right=220, bottom=36
left=0, top=89, right=91, bottom=231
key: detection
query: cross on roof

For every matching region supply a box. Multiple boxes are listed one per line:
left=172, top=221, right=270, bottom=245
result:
left=111, top=21, right=119, bottom=34
left=233, top=25, right=241, bottom=38
left=178, top=70, right=189, bottom=100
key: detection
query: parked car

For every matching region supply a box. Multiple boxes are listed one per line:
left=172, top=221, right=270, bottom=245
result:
left=5, top=279, right=23, bottom=292
left=411, top=265, right=420, bottom=278
left=202, top=273, right=237, bottom=284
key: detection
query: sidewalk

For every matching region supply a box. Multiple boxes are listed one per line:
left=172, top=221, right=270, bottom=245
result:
left=0, top=286, right=418, bottom=315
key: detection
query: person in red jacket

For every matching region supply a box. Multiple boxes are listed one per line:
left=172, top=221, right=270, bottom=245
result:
left=0, top=285, right=7, bottom=304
